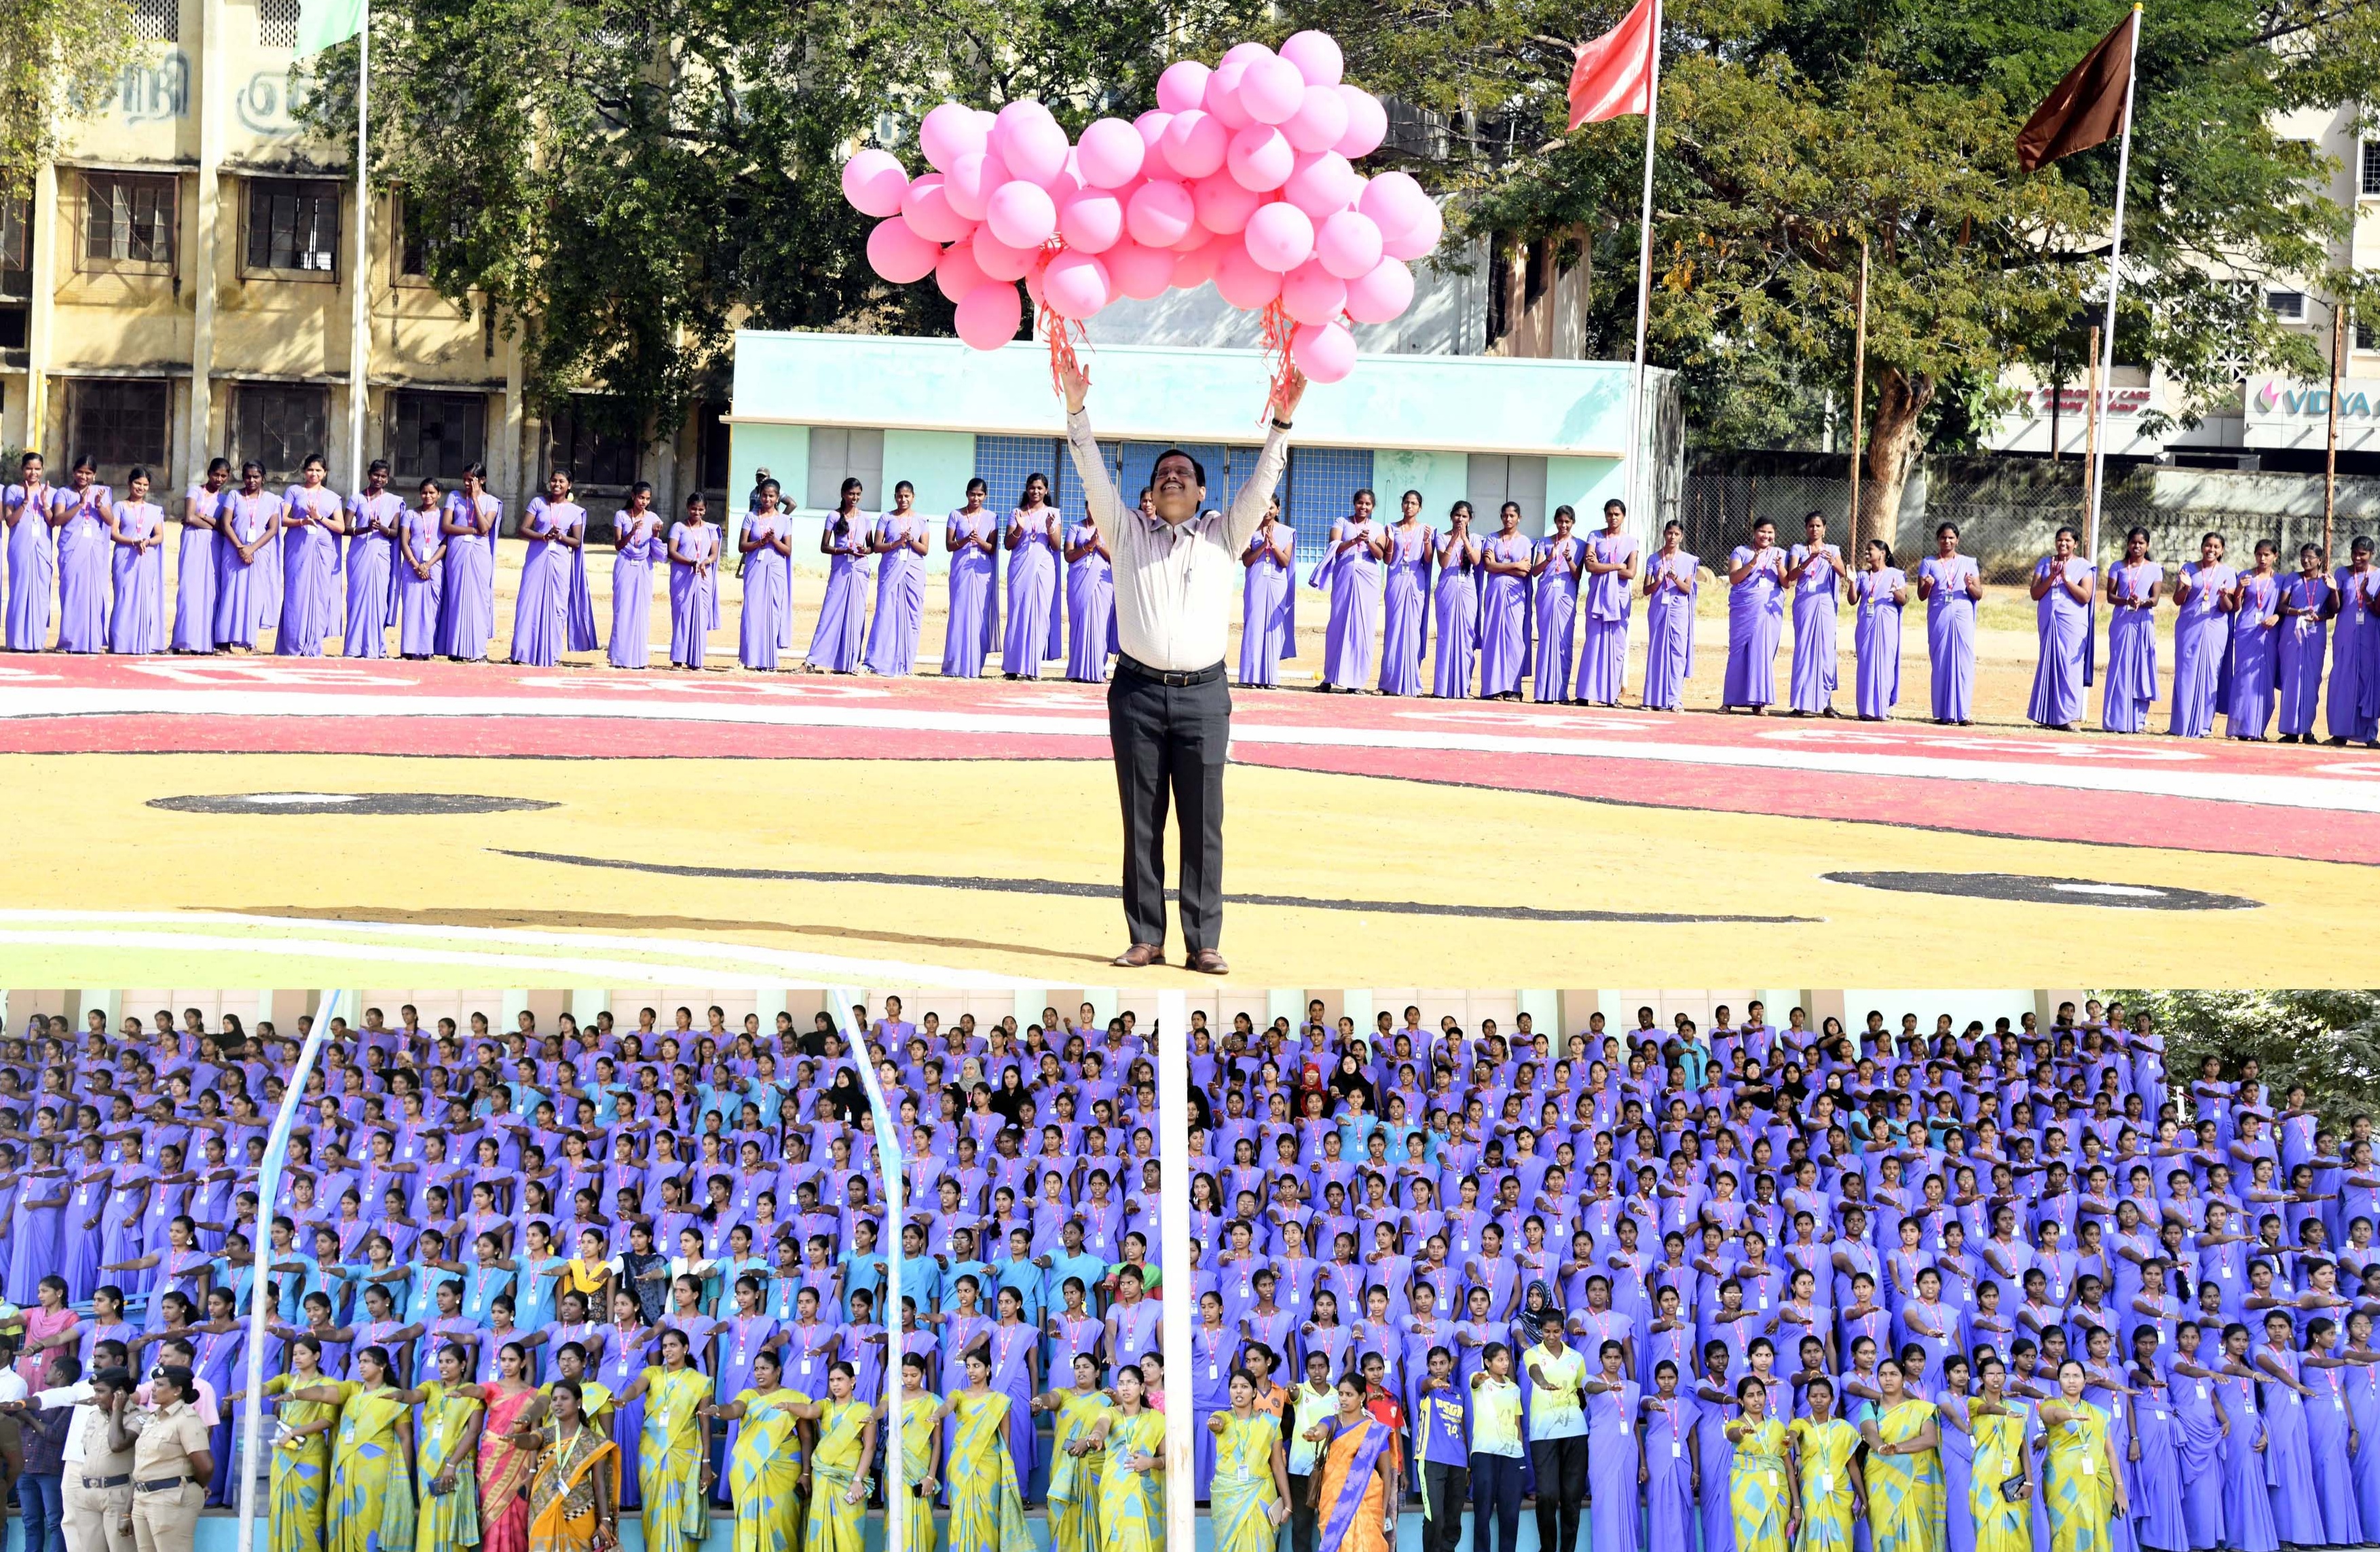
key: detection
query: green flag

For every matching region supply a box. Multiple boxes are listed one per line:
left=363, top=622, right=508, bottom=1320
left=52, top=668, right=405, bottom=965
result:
left=296, top=0, right=364, bottom=54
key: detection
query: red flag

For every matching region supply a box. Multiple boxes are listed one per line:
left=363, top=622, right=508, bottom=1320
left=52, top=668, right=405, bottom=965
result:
left=1568, top=0, right=1658, bottom=129
left=2015, top=11, right=2138, bottom=172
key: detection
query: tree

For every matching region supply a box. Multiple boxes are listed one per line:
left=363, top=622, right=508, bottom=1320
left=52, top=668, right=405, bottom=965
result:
left=3, top=0, right=139, bottom=197
left=2104, top=988, right=2380, bottom=1128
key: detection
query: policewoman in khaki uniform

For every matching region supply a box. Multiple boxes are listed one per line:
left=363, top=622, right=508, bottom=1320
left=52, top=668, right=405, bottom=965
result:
left=109, top=1367, right=211, bottom=1552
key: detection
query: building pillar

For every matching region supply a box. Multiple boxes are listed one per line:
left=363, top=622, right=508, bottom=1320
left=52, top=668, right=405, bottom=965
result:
left=1009, top=989, right=1045, bottom=1029
left=25, top=161, right=56, bottom=452
left=1339, top=989, right=1374, bottom=1035
left=500, top=989, right=529, bottom=1033
left=500, top=341, right=526, bottom=514
left=1517, top=989, right=1559, bottom=1041
left=1265, top=989, right=1305, bottom=1030
left=569, top=989, right=610, bottom=1020
left=75, top=991, right=120, bottom=1029
left=187, top=0, right=226, bottom=479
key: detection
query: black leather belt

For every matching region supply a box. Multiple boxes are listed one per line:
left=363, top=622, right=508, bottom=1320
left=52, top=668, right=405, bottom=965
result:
left=79, top=1475, right=128, bottom=1490
left=1117, top=654, right=1224, bottom=687
left=134, top=1477, right=187, bottom=1494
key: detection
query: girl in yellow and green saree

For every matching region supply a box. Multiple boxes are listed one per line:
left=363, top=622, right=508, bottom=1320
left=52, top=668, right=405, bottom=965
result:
left=935, top=1349, right=1035, bottom=1552
left=289, top=1344, right=418, bottom=1552
left=705, top=1348, right=806, bottom=1552
left=789, top=1361, right=876, bottom=1552
left=512, top=1380, right=619, bottom=1552
left=1859, top=1359, right=1943, bottom=1552
left=886, top=1352, right=944, bottom=1552
left=1787, top=1375, right=1865, bottom=1552
left=2039, top=1358, right=2126, bottom=1552
left=1723, top=1372, right=1795, bottom=1552
left=225, top=1334, right=337, bottom=1552
left=616, top=1325, right=715, bottom=1552
left=1303, top=1374, right=1392, bottom=1552
left=413, top=1344, right=484, bottom=1552
left=1965, top=1356, right=2036, bottom=1552
left=1031, top=1352, right=1111, bottom=1552
left=1208, top=1369, right=1292, bottom=1552
left=1083, top=1363, right=1168, bottom=1552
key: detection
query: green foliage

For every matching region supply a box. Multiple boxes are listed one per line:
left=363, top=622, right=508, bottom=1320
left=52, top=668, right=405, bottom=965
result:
left=2102, top=989, right=2380, bottom=1128
left=2, top=0, right=140, bottom=198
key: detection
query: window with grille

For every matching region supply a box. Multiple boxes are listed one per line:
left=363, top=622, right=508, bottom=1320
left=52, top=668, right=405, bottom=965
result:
left=0, top=198, right=30, bottom=301
left=233, top=384, right=329, bottom=483
left=387, top=390, right=487, bottom=483
left=83, top=173, right=176, bottom=272
left=130, top=0, right=177, bottom=41
left=806, top=426, right=886, bottom=511
left=2266, top=289, right=2305, bottom=320
left=1285, top=447, right=1376, bottom=563
left=696, top=401, right=731, bottom=495
left=246, top=180, right=340, bottom=273
left=258, top=0, right=300, bottom=48
left=2359, top=320, right=2377, bottom=353
left=2364, top=141, right=2380, bottom=197
left=397, top=193, right=467, bottom=277
left=68, top=380, right=172, bottom=477
left=546, top=399, right=640, bottom=488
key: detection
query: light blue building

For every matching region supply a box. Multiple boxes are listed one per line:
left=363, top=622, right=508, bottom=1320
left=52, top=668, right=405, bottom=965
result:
left=726, top=331, right=1679, bottom=568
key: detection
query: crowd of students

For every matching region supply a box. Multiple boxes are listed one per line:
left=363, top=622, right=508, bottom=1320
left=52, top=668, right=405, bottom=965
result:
left=0, top=991, right=2353, bottom=1552
left=11, top=448, right=2372, bottom=741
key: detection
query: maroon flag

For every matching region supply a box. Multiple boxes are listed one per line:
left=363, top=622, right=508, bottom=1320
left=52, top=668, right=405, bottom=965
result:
left=2016, top=11, right=2138, bottom=172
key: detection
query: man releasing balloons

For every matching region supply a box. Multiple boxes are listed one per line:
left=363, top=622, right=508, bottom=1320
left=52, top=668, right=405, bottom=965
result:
left=837, top=30, right=1438, bottom=385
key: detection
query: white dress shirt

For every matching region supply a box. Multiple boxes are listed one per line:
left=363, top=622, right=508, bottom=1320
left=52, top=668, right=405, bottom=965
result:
left=1063, top=409, right=1290, bottom=672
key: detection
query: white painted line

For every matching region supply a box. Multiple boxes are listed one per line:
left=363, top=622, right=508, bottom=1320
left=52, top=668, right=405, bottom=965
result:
left=7, top=686, right=2376, bottom=815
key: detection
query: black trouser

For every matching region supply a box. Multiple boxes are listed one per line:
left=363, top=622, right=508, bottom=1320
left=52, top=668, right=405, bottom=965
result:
left=1469, top=1453, right=1524, bottom=1552
left=1529, top=1436, right=1587, bottom=1552
left=1286, top=1472, right=1316, bottom=1552
left=1107, top=659, right=1230, bottom=953
left=1421, top=1460, right=1469, bottom=1552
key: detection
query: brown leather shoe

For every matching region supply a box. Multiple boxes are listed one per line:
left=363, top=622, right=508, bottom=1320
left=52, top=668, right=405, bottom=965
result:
left=1111, top=944, right=1166, bottom=968
left=1187, top=949, right=1229, bottom=975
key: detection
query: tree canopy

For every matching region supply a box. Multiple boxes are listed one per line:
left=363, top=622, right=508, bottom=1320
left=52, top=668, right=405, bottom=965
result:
left=2104, top=989, right=2380, bottom=1129
left=7, top=0, right=138, bottom=198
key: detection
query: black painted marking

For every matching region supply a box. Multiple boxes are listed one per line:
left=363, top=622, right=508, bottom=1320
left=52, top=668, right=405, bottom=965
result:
left=499, top=847, right=1818, bottom=924
left=153, top=792, right=561, bottom=816
left=1821, top=870, right=2261, bottom=911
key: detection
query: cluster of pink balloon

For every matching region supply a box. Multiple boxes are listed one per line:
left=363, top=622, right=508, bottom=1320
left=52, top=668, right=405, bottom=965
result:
left=838, top=31, right=1439, bottom=384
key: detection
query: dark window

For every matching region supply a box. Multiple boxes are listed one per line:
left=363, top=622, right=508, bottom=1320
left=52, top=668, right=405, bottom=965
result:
left=546, top=399, right=639, bottom=488
left=68, top=380, right=172, bottom=481
left=0, top=198, right=30, bottom=301
left=2359, top=320, right=2376, bottom=354
left=257, top=0, right=299, bottom=48
left=2267, top=289, right=2306, bottom=320
left=246, top=180, right=341, bottom=274
left=696, top=401, right=730, bottom=493
left=386, top=390, right=487, bottom=483
left=2364, top=141, right=2380, bottom=198
left=397, top=194, right=465, bottom=278
left=1485, top=236, right=1511, bottom=344
left=233, top=385, right=330, bottom=483
left=83, top=173, right=176, bottom=271
left=130, top=0, right=177, bottom=41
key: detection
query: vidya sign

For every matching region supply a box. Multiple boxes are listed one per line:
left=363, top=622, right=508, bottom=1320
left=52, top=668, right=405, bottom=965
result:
left=2244, top=375, right=2380, bottom=452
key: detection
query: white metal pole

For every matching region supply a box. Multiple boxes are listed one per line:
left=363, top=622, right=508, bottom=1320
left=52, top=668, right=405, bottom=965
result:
left=2082, top=5, right=2140, bottom=593
left=1159, top=989, right=1194, bottom=1552
left=832, top=989, right=904, bottom=1552
left=234, top=992, right=342, bottom=1552
left=346, top=3, right=371, bottom=494
left=1622, top=0, right=1663, bottom=529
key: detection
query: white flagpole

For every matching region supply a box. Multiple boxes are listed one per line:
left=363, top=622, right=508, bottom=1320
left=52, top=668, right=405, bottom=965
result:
left=1622, top=0, right=1663, bottom=532
left=1159, top=990, right=1194, bottom=1552
left=832, top=989, right=904, bottom=1552
left=2082, top=4, right=2140, bottom=654
left=346, top=0, right=371, bottom=494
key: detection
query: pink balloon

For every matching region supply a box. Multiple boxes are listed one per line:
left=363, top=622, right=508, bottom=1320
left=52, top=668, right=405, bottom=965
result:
left=935, top=242, right=989, bottom=303
left=1334, top=87, right=1388, bottom=158
left=1291, top=320, right=1357, bottom=383
left=1343, top=255, right=1415, bottom=324
left=1221, top=41, right=1275, bottom=67
left=1058, top=189, right=1125, bottom=253
left=954, top=280, right=1022, bottom=350
left=1283, top=152, right=1361, bottom=219
left=971, top=226, right=1035, bottom=281
left=1243, top=202, right=1315, bottom=273
left=1156, top=60, right=1212, bottom=114
left=1077, top=118, right=1145, bottom=188
left=1357, top=170, right=1430, bottom=233
left=1193, top=173, right=1263, bottom=235
left=1314, top=208, right=1383, bottom=279
left=918, top=103, right=987, bottom=172
left=1042, top=251, right=1112, bottom=320
left=1280, top=258, right=1347, bottom=325
left=1226, top=126, right=1295, bottom=192
left=866, top=218, right=940, bottom=285
left=1157, top=111, right=1229, bottom=179
left=971, top=108, right=997, bottom=134
left=1282, top=85, right=1350, bottom=153
left=1279, top=31, right=1345, bottom=87
left=1106, top=238, right=1176, bottom=299
left=992, top=100, right=1070, bottom=186
left=840, top=150, right=908, bottom=219
left=901, top=174, right=973, bottom=244
left=944, top=151, right=1010, bottom=220
left=984, top=179, right=1057, bottom=248
left=1170, top=241, right=1221, bottom=289
left=1214, top=240, right=1284, bottom=309
left=1380, top=200, right=1443, bottom=261
left=1124, top=179, right=1197, bottom=248
left=1204, top=60, right=1253, bottom=132
left=1241, top=56, right=1308, bottom=126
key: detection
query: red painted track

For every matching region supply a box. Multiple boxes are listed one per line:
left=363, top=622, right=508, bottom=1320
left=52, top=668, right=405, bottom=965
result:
left=5, top=654, right=2374, bottom=863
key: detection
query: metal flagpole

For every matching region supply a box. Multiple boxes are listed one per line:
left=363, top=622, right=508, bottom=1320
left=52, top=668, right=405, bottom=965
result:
left=234, top=992, right=343, bottom=1552
left=2325, top=299, right=2345, bottom=568
left=1622, top=0, right=1663, bottom=530
left=346, top=0, right=371, bottom=492
left=831, top=989, right=904, bottom=1552
left=1159, top=990, right=1194, bottom=1552
left=2082, top=5, right=2141, bottom=616
left=1846, top=240, right=1869, bottom=553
